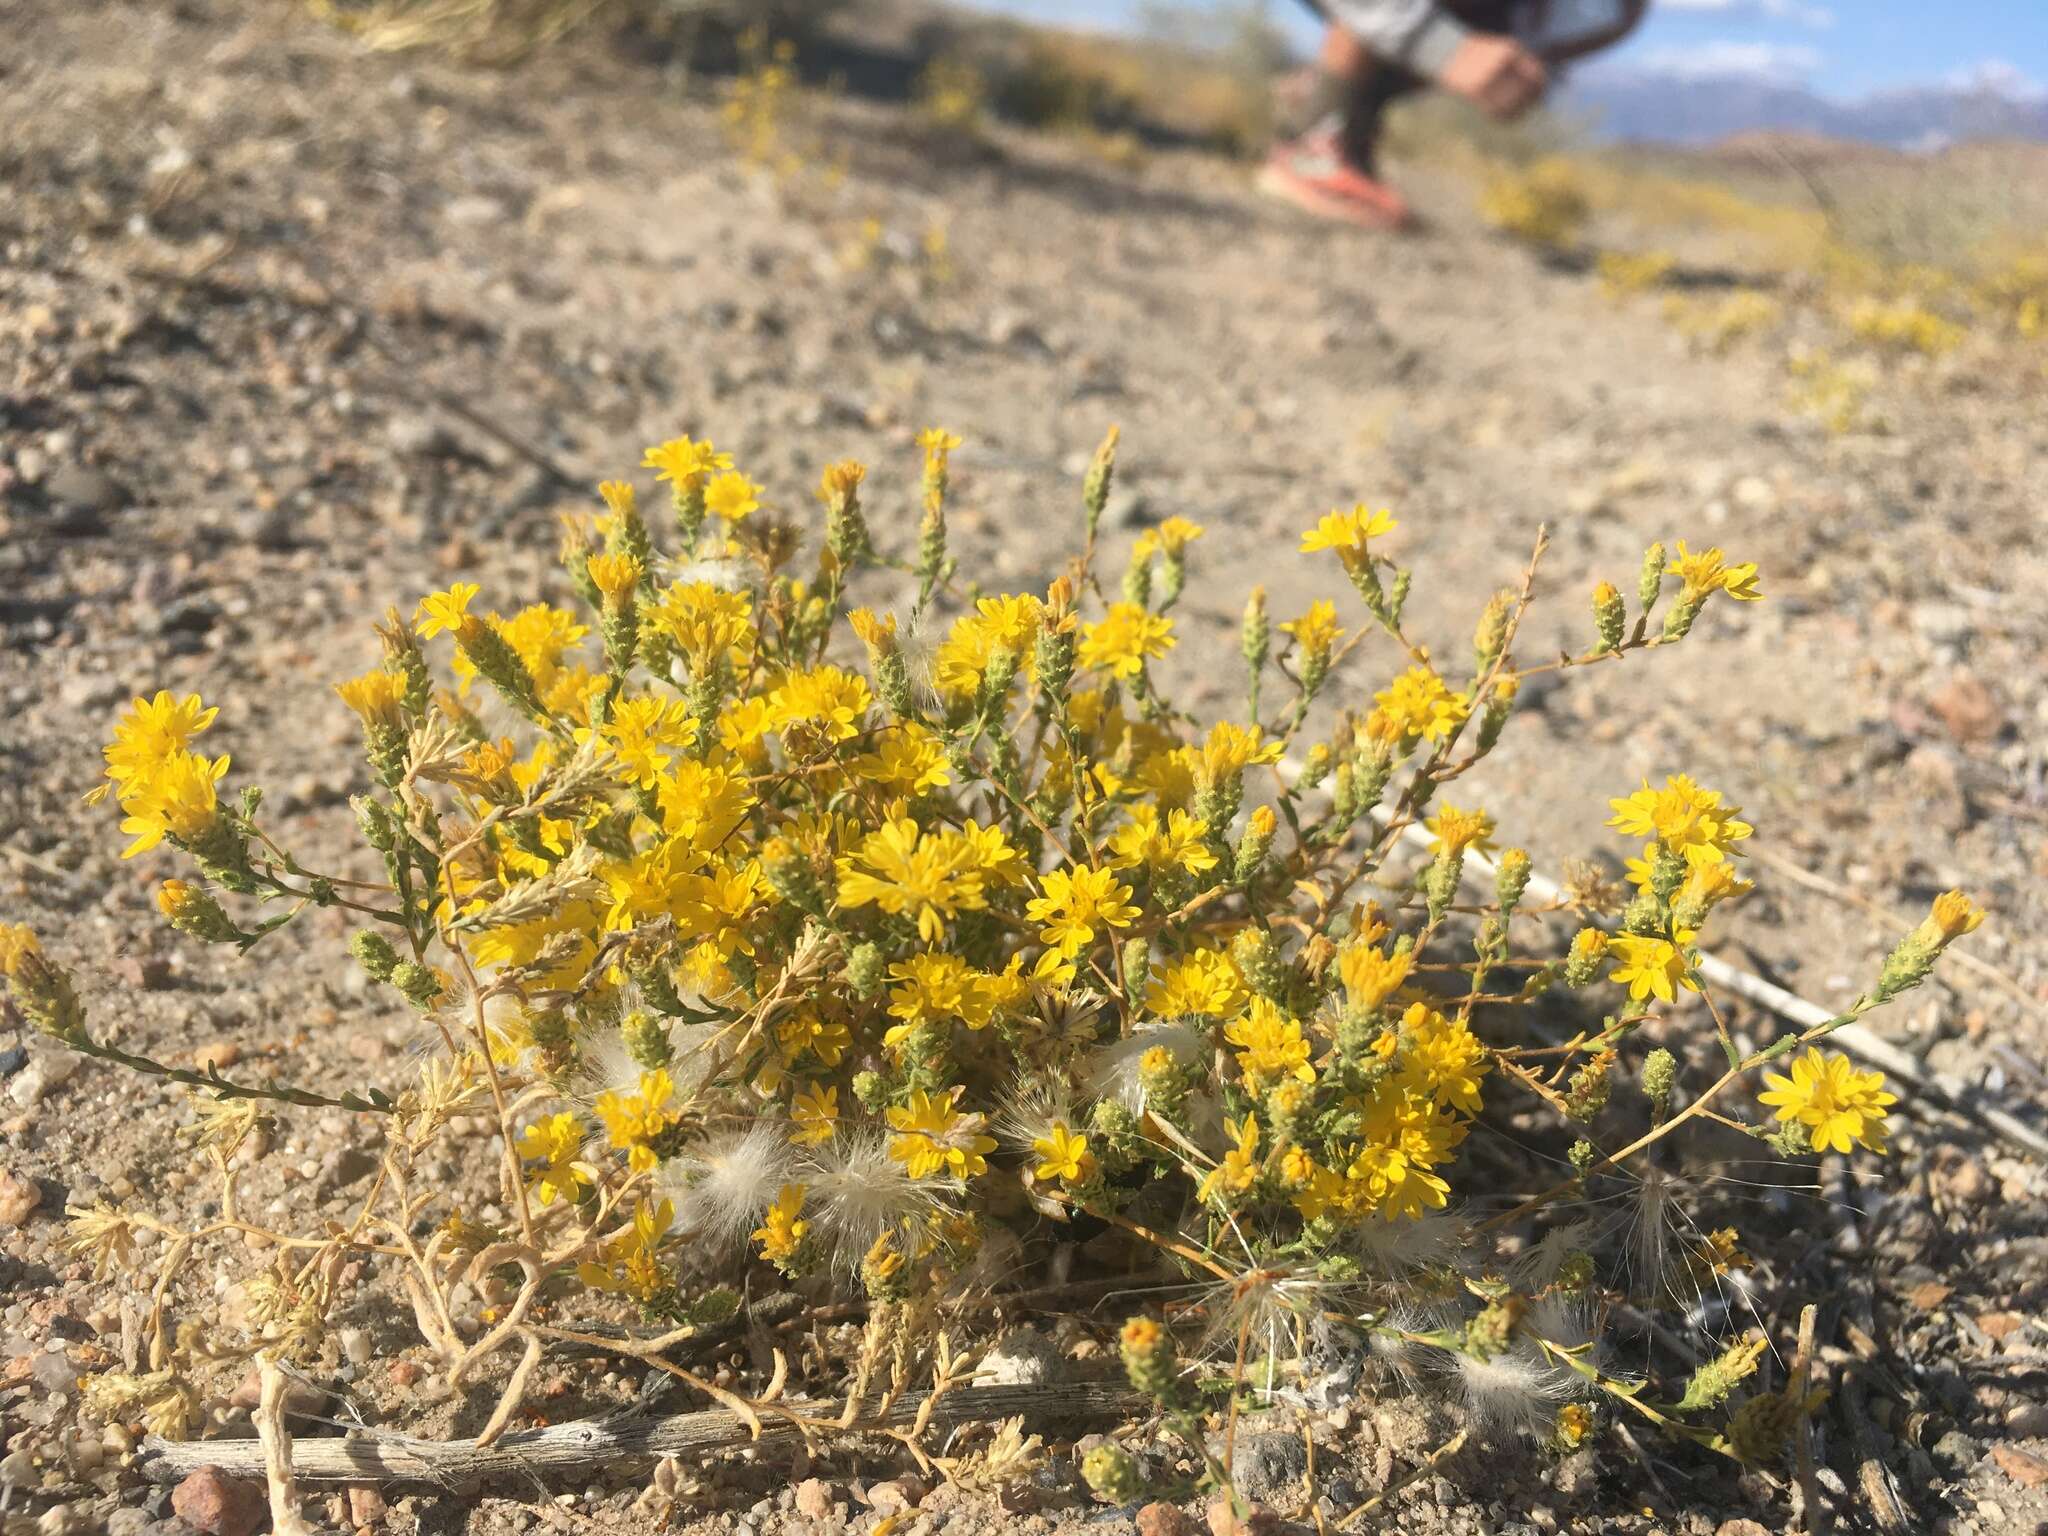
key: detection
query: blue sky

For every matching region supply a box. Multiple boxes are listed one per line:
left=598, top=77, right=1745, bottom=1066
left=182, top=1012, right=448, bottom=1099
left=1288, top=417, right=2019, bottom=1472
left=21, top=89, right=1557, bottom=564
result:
left=960, top=1, right=2048, bottom=101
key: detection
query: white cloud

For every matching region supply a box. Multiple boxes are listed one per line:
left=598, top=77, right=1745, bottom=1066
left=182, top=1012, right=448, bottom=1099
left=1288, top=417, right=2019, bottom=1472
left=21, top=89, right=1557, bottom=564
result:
left=1624, top=41, right=1823, bottom=85
left=1656, top=0, right=1833, bottom=26
left=1945, top=59, right=2048, bottom=104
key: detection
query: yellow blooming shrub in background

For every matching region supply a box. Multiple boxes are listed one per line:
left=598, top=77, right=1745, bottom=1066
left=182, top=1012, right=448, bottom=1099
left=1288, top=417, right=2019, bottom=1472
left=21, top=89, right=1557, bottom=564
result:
left=0, top=422, right=1990, bottom=1499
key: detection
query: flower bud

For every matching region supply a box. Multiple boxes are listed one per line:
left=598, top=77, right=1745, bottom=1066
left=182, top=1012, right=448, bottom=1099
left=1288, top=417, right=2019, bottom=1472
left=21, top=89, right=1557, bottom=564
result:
left=1637, top=541, right=1667, bottom=616
left=157, top=881, right=238, bottom=944
left=1234, top=805, right=1277, bottom=884
left=1592, top=580, right=1626, bottom=652
left=1474, top=589, right=1514, bottom=671
left=1563, top=928, right=1608, bottom=987
left=1118, top=1315, right=1179, bottom=1402
left=1080, top=1442, right=1144, bottom=1503
left=1495, top=848, right=1531, bottom=914
left=1642, top=1046, right=1676, bottom=1123
left=0, top=927, right=87, bottom=1046
left=622, top=1010, right=672, bottom=1070
left=1082, top=426, right=1119, bottom=538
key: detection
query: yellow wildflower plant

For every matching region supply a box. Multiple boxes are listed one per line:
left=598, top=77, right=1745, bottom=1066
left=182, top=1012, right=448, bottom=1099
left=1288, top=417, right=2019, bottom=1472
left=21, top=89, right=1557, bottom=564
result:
left=9, top=425, right=1985, bottom=1483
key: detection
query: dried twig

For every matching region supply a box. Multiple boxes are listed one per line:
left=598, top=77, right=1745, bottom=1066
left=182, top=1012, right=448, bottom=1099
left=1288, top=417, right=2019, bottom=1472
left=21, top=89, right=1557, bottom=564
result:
left=252, top=1354, right=318, bottom=1536
left=142, top=1382, right=1144, bottom=1487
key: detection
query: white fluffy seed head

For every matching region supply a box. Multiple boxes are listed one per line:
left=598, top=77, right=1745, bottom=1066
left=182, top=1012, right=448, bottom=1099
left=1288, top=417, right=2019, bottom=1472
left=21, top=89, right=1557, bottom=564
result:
left=1354, top=1207, right=1473, bottom=1276
left=994, top=1075, right=1076, bottom=1159
left=1514, top=1219, right=1596, bottom=1288
left=1084, top=1023, right=1203, bottom=1113
left=801, top=1128, right=957, bottom=1268
left=658, top=1124, right=794, bottom=1249
left=1453, top=1344, right=1576, bottom=1441
left=663, top=556, right=751, bottom=592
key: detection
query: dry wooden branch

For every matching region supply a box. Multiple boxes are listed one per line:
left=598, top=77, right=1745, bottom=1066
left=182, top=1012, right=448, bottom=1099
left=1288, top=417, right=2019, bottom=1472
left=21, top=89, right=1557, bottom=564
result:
left=141, top=1381, right=1143, bottom=1487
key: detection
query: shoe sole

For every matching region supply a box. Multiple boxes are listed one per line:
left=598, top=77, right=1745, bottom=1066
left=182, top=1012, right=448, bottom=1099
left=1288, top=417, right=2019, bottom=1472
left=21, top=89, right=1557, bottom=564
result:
left=1256, top=164, right=1413, bottom=231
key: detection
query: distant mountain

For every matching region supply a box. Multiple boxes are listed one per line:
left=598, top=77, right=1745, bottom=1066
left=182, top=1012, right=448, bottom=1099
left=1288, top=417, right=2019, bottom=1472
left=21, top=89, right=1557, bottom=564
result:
left=1565, top=71, right=2048, bottom=149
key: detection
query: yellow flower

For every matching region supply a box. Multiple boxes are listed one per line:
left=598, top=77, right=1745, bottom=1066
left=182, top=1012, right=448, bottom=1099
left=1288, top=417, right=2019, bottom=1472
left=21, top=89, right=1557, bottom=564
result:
left=916, top=427, right=962, bottom=462
left=1390, top=1003, right=1490, bottom=1114
left=768, top=665, right=872, bottom=745
left=1338, top=944, right=1412, bottom=1013
left=1606, top=775, right=1751, bottom=867
left=517, top=1113, right=597, bottom=1207
left=1373, top=667, right=1469, bottom=743
left=790, top=1084, right=839, bottom=1146
left=1145, top=947, right=1247, bottom=1019
left=579, top=1198, right=673, bottom=1302
left=1026, top=864, right=1139, bottom=958
left=886, top=1087, right=996, bottom=1179
left=1299, top=504, right=1395, bottom=555
left=334, top=670, right=408, bottom=728
left=1106, top=804, right=1217, bottom=877
left=1346, top=1136, right=1450, bottom=1222
left=1758, top=1048, right=1895, bottom=1154
left=850, top=723, right=952, bottom=796
left=598, top=480, right=637, bottom=518
left=932, top=595, right=1043, bottom=699
left=648, top=582, right=755, bottom=675
left=1078, top=603, right=1174, bottom=680
left=1198, top=1116, right=1261, bottom=1203
left=415, top=582, right=480, bottom=638
left=1197, top=721, right=1283, bottom=784
left=1031, top=1122, right=1095, bottom=1184
left=593, top=1069, right=676, bottom=1173
left=117, top=751, right=229, bottom=858
left=704, top=471, right=762, bottom=523
left=575, top=697, right=697, bottom=790
left=1424, top=803, right=1495, bottom=856
left=778, top=1010, right=853, bottom=1068
left=1671, top=541, right=1763, bottom=603
left=837, top=818, right=988, bottom=945
left=1223, top=997, right=1316, bottom=1091
left=1607, top=934, right=1698, bottom=1005
left=1133, top=516, right=1205, bottom=560
left=885, top=953, right=1019, bottom=1035
left=586, top=552, right=643, bottom=601
left=643, top=437, right=731, bottom=488
left=101, top=691, right=219, bottom=797
left=1923, top=890, right=1985, bottom=943
left=752, top=1184, right=809, bottom=1262
left=1279, top=599, right=1343, bottom=656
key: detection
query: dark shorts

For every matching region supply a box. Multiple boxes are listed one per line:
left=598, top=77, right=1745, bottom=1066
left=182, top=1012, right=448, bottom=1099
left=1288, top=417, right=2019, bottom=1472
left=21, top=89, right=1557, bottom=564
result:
left=1296, top=0, right=1527, bottom=35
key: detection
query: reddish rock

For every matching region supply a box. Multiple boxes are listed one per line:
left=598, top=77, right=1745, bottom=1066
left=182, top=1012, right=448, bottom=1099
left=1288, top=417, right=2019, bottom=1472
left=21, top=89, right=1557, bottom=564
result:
left=171, top=1466, right=266, bottom=1536
left=1927, top=672, right=2004, bottom=745
left=1994, top=1445, right=2048, bottom=1488
left=1138, top=1500, right=1198, bottom=1536
left=348, top=1484, right=389, bottom=1525
left=0, top=1167, right=42, bottom=1227
left=793, top=1478, right=835, bottom=1519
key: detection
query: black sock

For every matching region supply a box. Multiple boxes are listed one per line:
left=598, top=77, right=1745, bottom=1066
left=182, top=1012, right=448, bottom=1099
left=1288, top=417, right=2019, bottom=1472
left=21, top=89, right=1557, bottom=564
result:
left=1339, top=66, right=1421, bottom=170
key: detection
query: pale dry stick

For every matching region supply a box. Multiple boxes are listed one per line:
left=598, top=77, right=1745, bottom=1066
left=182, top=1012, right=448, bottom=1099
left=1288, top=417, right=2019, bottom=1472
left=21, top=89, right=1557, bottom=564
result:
left=1790, top=1303, right=1825, bottom=1534
left=1334, top=1427, right=1469, bottom=1529
left=144, top=1382, right=1146, bottom=1485
left=252, top=1354, right=318, bottom=1536
left=473, top=1332, right=545, bottom=1450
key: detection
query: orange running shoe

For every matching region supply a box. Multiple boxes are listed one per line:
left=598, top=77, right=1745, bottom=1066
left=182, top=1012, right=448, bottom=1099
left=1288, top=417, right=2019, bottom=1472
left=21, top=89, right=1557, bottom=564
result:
left=1258, top=131, right=1414, bottom=231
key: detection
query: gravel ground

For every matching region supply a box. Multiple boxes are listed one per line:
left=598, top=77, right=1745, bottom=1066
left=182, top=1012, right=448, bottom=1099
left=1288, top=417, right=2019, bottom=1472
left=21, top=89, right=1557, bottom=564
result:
left=4, top=1, right=2048, bottom=1532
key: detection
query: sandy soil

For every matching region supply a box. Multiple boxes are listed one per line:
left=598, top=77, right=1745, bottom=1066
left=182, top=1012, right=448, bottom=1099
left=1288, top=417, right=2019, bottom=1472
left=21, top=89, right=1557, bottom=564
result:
left=4, top=1, right=2048, bottom=1532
